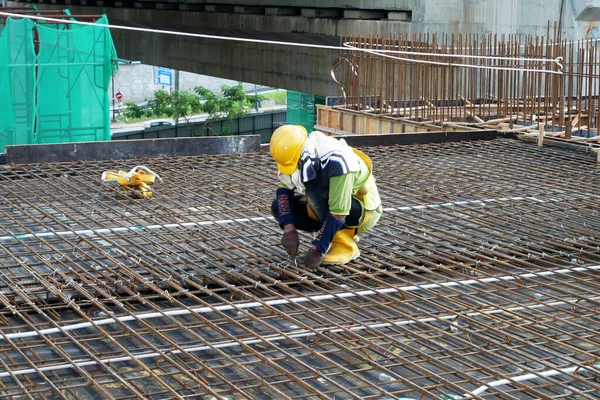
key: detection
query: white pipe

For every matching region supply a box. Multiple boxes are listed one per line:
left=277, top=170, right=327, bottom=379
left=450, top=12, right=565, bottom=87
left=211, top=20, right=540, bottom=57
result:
left=0, top=195, right=545, bottom=243
left=462, top=363, right=600, bottom=398
left=0, top=216, right=274, bottom=242
left=383, top=195, right=543, bottom=212
left=1, top=294, right=598, bottom=380
left=2, top=264, right=599, bottom=341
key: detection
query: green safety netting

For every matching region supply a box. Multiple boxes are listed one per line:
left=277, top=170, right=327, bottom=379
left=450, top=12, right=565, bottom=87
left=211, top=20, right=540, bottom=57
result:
left=0, top=18, right=36, bottom=152
left=0, top=13, right=117, bottom=153
left=286, top=91, right=325, bottom=133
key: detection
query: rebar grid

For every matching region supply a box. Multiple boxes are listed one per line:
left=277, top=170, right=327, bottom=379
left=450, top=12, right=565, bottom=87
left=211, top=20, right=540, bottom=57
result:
left=337, top=32, right=600, bottom=138
left=0, top=139, right=599, bottom=399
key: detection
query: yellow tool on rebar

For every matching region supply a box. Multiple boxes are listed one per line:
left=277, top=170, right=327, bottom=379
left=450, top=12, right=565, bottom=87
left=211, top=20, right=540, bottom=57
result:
left=101, top=166, right=163, bottom=199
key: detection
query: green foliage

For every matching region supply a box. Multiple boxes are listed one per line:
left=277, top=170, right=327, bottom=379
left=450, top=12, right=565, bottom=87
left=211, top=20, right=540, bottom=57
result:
left=147, top=89, right=171, bottom=117
left=246, top=94, right=265, bottom=108
left=221, top=84, right=246, bottom=103
left=194, top=83, right=250, bottom=122
left=122, top=102, right=145, bottom=119
left=121, top=84, right=257, bottom=136
left=126, top=89, right=204, bottom=127
left=171, top=90, right=202, bottom=122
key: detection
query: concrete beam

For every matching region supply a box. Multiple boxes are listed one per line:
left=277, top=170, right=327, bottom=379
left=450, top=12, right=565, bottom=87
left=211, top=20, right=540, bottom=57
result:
left=8, top=0, right=584, bottom=96
left=265, top=7, right=301, bottom=16
left=388, top=11, right=412, bottom=21
left=572, top=0, right=600, bottom=20
left=301, top=8, right=341, bottom=18
left=205, top=4, right=234, bottom=13
left=34, top=5, right=341, bottom=96
left=233, top=5, right=265, bottom=15
left=343, top=10, right=386, bottom=20
left=156, top=2, right=179, bottom=10
left=341, top=131, right=512, bottom=148
left=178, top=3, right=203, bottom=11
left=5, top=136, right=262, bottom=164
left=134, top=1, right=155, bottom=8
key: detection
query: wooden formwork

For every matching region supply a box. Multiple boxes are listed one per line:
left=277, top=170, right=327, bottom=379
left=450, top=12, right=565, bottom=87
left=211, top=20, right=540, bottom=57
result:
left=316, top=105, right=478, bottom=136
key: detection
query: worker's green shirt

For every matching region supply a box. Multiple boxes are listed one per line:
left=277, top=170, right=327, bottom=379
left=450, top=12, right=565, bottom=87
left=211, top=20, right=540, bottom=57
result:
left=329, top=159, right=371, bottom=215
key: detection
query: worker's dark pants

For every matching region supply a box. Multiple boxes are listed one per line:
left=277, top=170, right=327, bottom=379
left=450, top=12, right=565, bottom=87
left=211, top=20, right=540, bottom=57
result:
left=271, top=190, right=363, bottom=232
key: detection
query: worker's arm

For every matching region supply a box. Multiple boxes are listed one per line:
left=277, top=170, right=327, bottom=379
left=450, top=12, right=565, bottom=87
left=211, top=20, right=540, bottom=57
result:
left=328, top=172, right=356, bottom=217
left=313, top=172, right=357, bottom=249
left=276, top=186, right=299, bottom=258
left=304, top=173, right=356, bottom=268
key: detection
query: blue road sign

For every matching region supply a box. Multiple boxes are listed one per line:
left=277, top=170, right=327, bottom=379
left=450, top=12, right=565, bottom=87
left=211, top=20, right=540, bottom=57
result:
left=157, top=67, right=173, bottom=87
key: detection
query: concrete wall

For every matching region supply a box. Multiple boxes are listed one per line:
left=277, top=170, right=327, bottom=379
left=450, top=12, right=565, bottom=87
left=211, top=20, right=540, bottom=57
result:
left=108, top=63, right=259, bottom=102
left=4, top=135, right=262, bottom=164
left=6, top=1, right=597, bottom=96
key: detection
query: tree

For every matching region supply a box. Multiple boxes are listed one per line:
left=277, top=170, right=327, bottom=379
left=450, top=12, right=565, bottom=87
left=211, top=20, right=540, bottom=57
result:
left=194, top=83, right=251, bottom=135
left=146, top=89, right=171, bottom=117
left=140, top=89, right=203, bottom=133
left=171, top=90, right=202, bottom=128
left=123, top=84, right=254, bottom=135
left=247, top=93, right=265, bottom=111
left=122, top=102, right=145, bottom=119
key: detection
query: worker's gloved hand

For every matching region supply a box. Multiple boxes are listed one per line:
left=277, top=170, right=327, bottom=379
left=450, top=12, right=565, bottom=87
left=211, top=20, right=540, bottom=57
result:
left=304, top=246, right=324, bottom=271
left=281, top=225, right=299, bottom=258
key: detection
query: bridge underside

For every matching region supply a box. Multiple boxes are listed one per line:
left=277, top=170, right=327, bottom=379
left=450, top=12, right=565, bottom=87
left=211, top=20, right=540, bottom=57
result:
left=6, top=0, right=589, bottom=95
left=13, top=3, right=344, bottom=96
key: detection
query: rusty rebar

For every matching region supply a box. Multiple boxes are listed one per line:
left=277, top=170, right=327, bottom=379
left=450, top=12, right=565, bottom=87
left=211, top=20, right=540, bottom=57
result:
left=0, top=139, right=599, bottom=398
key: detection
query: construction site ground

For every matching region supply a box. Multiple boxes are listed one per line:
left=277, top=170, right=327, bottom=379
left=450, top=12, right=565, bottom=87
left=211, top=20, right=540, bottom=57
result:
left=0, top=137, right=599, bottom=399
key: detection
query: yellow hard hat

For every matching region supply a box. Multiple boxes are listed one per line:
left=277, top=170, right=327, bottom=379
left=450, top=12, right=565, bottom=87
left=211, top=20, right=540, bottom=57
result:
left=269, top=125, right=307, bottom=175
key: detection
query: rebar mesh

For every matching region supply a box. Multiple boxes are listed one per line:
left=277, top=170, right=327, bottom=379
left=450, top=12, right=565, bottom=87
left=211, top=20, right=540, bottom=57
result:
left=0, top=138, right=599, bottom=399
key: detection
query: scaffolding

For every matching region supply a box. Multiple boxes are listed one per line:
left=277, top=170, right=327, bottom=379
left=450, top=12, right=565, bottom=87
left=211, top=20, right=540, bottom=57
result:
left=0, top=8, right=117, bottom=153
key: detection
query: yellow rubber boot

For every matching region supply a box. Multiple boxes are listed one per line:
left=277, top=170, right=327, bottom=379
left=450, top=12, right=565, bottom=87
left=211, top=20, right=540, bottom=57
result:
left=322, top=228, right=360, bottom=265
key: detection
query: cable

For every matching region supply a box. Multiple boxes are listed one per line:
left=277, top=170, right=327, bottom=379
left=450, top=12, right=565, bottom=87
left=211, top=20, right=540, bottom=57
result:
left=0, top=11, right=563, bottom=73
left=0, top=193, right=578, bottom=242
left=342, top=40, right=560, bottom=63
left=348, top=46, right=563, bottom=74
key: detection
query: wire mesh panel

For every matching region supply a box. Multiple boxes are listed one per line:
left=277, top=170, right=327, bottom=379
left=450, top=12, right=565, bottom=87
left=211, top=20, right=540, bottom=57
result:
left=0, top=139, right=599, bottom=399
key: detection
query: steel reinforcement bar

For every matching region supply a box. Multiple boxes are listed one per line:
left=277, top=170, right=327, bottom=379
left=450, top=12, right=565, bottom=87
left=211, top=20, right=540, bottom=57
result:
left=336, top=31, right=600, bottom=139
left=0, top=139, right=598, bottom=399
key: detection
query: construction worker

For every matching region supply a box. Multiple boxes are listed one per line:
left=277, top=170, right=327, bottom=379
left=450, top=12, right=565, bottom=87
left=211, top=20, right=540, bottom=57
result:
left=269, top=125, right=382, bottom=270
